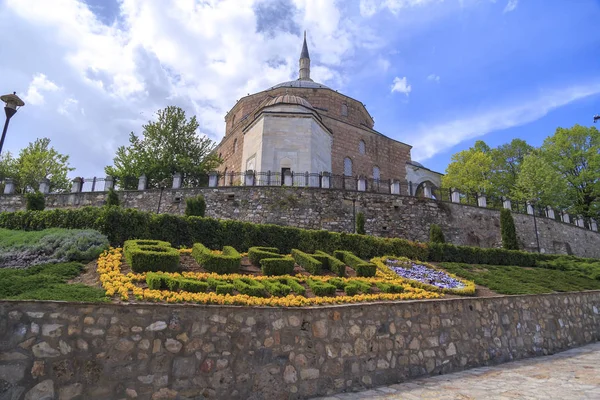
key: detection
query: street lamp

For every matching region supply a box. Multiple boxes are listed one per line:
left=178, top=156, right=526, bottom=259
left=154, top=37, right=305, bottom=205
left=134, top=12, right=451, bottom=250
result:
left=594, top=114, right=600, bottom=124
left=1, top=92, right=25, bottom=155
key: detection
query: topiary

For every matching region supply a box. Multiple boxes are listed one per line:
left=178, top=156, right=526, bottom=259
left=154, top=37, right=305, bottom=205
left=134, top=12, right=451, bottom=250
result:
left=429, top=224, right=445, bottom=244
left=106, top=188, right=120, bottom=207
left=500, top=208, right=519, bottom=250
left=356, top=212, right=366, bottom=234
left=185, top=195, right=206, bottom=217
left=25, top=191, right=45, bottom=211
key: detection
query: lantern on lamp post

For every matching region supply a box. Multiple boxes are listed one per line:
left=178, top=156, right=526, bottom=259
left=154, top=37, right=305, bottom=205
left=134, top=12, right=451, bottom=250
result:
left=1, top=92, right=25, bottom=155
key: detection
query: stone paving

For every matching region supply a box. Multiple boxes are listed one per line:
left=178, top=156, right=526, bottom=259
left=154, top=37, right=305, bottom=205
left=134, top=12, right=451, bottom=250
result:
left=314, top=342, right=600, bottom=400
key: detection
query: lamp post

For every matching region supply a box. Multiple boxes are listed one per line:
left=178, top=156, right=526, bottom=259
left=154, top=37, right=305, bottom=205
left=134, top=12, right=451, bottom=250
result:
left=594, top=114, right=600, bottom=124
left=1, top=92, right=25, bottom=155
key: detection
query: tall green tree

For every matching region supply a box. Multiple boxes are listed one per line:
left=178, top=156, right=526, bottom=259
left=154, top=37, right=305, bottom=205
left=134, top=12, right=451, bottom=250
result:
left=541, top=124, right=600, bottom=218
left=442, top=140, right=494, bottom=195
left=489, top=139, right=534, bottom=197
left=105, top=106, right=221, bottom=189
left=2, top=138, right=73, bottom=193
left=511, top=151, right=567, bottom=208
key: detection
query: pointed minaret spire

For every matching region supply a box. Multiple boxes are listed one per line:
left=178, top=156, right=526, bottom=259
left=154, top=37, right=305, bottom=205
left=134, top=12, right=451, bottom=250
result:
left=299, top=31, right=312, bottom=81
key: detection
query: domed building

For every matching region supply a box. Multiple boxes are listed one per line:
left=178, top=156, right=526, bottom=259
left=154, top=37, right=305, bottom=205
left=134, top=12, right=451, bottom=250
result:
left=214, top=33, right=442, bottom=194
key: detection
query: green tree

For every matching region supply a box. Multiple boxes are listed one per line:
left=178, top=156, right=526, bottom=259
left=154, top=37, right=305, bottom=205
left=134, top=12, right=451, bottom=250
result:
left=429, top=224, right=445, bottom=244
left=442, top=141, right=494, bottom=195
left=541, top=124, right=600, bottom=219
left=356, top=212, right=366, bottom=234
left=25, top=191, right=46, bottom=211
left=106, top=188, right=120, bottom=207
left=5, top=138, right=73, bottom=193
left=185, top=195, right=207, bottom=217
left=489, top=139, right=534, bottom=197
left=511, top=151, right=567, bottom=208
left=500, top=208, right=518, bottom=250
left=105, top=106, right=221, bottom=189
left=0, top=152, right=17, bottom=190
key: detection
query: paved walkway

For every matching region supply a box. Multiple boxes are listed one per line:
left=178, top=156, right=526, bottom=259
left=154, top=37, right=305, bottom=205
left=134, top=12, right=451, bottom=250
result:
left=314, top=342, right=600, bottom=400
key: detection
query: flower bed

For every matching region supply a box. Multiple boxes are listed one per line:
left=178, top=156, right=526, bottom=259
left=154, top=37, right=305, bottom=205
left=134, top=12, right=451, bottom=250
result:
left=372, top=256, right=476, bottom=296
left=97, top=248, right=442, bottom=306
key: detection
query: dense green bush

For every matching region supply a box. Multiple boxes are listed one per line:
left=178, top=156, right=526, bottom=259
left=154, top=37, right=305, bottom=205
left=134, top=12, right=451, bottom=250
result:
left=106, top=188, right=120, bottom=207
left=260, top=257, right=295, bottom=276
left=344, top=280, right=371, bottom=296
left=314, top=250, right=346, bottom=277
left=355, top=263, right=377, bottom=277
left=123, top=239, right=180, bottom=273
left=375, top=282, right=405, bottom=293
left=281, top=278, right=306, bottom=295
left=215, top=283, right=234, bottom=295
left=427, top=243, right=538, bottom=267
left=191, top=243, right=241, bottom=274
left=185, top=195, right=206, bottom=217
left=334, top=250, right=377, bottom=277
left=0, top=228, right=109, bottom=268
left=25, top=192, right=45, bottom=211
left=429, top=224, right=445, bottom=244
left=356, top=212, right=365, bottom=235
left=248, top=247, right=282, bottom=265
left=263, top=279, right=292, bottom=296
left=146, top=272, right=169, bottom=290
left=233, top=277, right=265, bottom=297
left=306, top=279, right=336, bottom=296
left=179, top=279, right=209, bottom=293
left=291, top=249, right=322, bottom=274
left=500, top=209, right=519, bottom=250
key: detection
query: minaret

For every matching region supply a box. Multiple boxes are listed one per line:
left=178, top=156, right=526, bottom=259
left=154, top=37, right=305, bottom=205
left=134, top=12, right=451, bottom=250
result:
left=299, top=31, right=312, bottom=81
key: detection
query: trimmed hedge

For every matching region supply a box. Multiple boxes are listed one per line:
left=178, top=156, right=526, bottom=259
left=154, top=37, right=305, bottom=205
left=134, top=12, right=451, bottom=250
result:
left=375, top=282, right=405, bottom=294
left=281, top=278, right=306, bottom=295
left=124, top=240, right=180, bottom=273
left=314, top=250, right=346, bottom=277
left=306, top=279, right=336, bottom=296
left=260, top=257, right=295, bottom=276
left=291, top=249, right=322, bottom=274
left=248, top=247, right=281, bottom=265
left=263, top=279, right=292, bottom=297
left=179, top=279, right=209, bottom=293
left=1, top=206, right=595, bottom=268
left=334, top=250, right=376, bottom=277
left=191, top=243, right=241, bottom=274
left=233, top=277, right=266, bottom=297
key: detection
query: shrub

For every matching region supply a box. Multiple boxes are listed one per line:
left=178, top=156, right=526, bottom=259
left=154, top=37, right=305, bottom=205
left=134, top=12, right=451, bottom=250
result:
left=327, top=278, right=346, bottom=289
left=429, top=224, right=445, bottom=244
left=106, top=188, right=120, bottom=207
left=500, top=209, right=519, bottom=250
left=356, top=212, right=365, bottom=234
left=233, top=277, right=265, bottom=297
left=215, top=283, right=234, bottom=295
left=334, top=250, right=376, bottom=277
left=207, top=277, right=228, bottom=289
left=0, top=228, right=109, bottom=268
left=260, top=257, right=295, bottom=276
left=343, top=280, right=371, bottom=296
left=191, top=243, right=241, bottom=274
left=306, top=279, right=336, bottom=296
left=123, top=240, right=180, bottom=273
left=375, top=282, right=405, bottom=293
left=146, top=272, right=169, bottom=290
left=179, top=279, right=209, bottom=293
left=248, top=247, right=281, bottom=265
left=185, top=195, right=206, bottom=217
left=314, top=250, right=346, bottom=277
left=355, top=263, right=377, bottom=277
left=263, top=279, right=292, bottom=297
left=291, top=249, right=322, bottom=275
left=281, top=278, right=306, bottom=295
left=25, top=192, right=45, bottom=211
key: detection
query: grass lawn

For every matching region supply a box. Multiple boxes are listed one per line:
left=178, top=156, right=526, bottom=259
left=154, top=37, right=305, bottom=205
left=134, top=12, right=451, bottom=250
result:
left=440, top=262, right=600, bottom=295
left=0, top=262, right=107, bottom=302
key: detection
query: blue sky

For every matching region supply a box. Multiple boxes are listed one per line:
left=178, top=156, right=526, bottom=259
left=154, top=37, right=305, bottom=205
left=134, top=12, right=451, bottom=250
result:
left=1, top=0, right=599, bottom=177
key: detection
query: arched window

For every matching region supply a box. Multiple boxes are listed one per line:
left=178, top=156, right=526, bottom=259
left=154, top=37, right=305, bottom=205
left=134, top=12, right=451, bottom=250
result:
left=233, top=138, right=238, bottom=154
left=341, top=104, right=348, bottom=117
left=373, top=166, right=380, bottom=180
left=218, top=153, right=222, bottom=160
left=344, top=157, right=353, bottom=176
left=358, top=140, right=366, bottom=155
left=232, top=114, right=236, bottom=126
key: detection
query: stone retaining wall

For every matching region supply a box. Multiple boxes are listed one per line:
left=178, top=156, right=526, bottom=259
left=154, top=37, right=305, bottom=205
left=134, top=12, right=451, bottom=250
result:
left=1, top=292, right=599, bottom=399
left=1, top=187, right=600, bottom=258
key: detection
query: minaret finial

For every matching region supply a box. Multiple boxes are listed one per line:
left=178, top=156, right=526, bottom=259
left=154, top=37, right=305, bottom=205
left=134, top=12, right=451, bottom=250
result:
left=299, top=31, right=312, bottom=81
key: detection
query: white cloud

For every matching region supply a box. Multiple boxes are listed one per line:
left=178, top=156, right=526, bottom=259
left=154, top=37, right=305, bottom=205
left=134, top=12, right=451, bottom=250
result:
left=22, top=73, right=60, bottom=105
left=503, top=0, right=518, bottom=13
left=377, top=57, right=391, bottom=72
left=384, top=0, right=443, bottom=14
left=57, top=98, right=81, bottom=116
left=427, top=74, right=440, bottom=82
left=409, top=82, right=600, bottom=161
left=360, top=0, right=378, bottom=17
left=391, top=76, right=412, bottom=95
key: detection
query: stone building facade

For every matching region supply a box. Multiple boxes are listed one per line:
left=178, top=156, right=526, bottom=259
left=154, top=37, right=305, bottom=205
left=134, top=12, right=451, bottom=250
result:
left=214, top=34, right=442, bottom=190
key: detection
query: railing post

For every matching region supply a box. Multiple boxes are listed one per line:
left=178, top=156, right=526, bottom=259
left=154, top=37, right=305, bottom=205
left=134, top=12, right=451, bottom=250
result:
left=267, top=170, right=271, bottom=186
left=477, top=193, right=487, bottom=208
left=284, top=170, right=293, bottom=186
left=104, top=176, right=114, bottom=191
left=390, top=179, right=400, bottom=195
left=172, top=173, right=182, bottom=189
left=502, top=197, right=511, bottom=210
left=409, top=181, right=413, bottom=196
left=591, top=219, right=598, bottom=232
left=526, top=201, right=534, bottom=215
left=304, top=171, right=309, bottom=187
left=576, top=216, right=585, bottom=228
left=545, top=206, right=555, bottom=220
left=244, top=170, right=255, bottom=186
left=3, top=178, right=15, bottom=194
left=423, top=182, right=432, bottom=199
left=321, top=172, right=330, bottom=189
left=39, top=178, right=51, bottom=194
left=71, top=177, right=82, bottom=193
left=137, top=174, right=147, bottom=191
left=451, top=188, right=460, bottom=203
left=208, top=171, right=218, bottom=187
left=90, top=177, right=97, bottom=192
left=357, top=176, right=366, bottom=192
left=561, top=211, right=570, bottom=224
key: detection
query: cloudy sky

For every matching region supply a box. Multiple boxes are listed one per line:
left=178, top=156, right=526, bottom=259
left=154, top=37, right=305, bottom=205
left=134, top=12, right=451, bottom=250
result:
left=1, top=0, right=599, bottom=178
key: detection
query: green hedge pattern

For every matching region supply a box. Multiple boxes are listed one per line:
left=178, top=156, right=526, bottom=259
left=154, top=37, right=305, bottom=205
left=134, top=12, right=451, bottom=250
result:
left=191, top=243, right=241, bottom=274
left=124, top=240, right=180, bottom=273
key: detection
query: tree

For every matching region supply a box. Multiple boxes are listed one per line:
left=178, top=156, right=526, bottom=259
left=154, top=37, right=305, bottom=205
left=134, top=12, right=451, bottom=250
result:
left=105, top=106, right=221, bottom=189
left=442, top=141, right=494, bottom=195
left=541, top=124, right=600, bottom=219
left=511, top=151, right=567, bottom=208
left=489, top=139, right=534, bottom=197
left=356, top=212, right=366, bottom=234
left=3, top=138, right=73, bottom=193
left=25, top=191, right=45, bottom=211
left=106, top=188, right=120, bottom=207
left=185, top=195, right=206, bottom=217
left=429, top=224, right=445, bottom=244
left=0, top=152, right=17, bottom=190
left=500, top=209, right=518, bottom=250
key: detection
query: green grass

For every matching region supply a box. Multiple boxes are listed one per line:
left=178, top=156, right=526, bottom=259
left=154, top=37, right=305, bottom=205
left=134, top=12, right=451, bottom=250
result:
left=0, top=262, right=107, bottom=302
left=440, top=262, right=600, bottom=295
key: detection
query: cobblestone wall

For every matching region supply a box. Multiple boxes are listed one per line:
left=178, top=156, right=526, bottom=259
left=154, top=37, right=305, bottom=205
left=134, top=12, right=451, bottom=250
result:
left=1, top=292, right=599, bottom=399
left=1, top=187, right=600, bottom=258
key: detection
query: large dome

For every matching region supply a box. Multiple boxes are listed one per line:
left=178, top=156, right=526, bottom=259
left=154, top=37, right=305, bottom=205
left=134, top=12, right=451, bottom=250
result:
left=264, top=94, right=314, bottom=109
left=271, top=80, right=329, bottom=89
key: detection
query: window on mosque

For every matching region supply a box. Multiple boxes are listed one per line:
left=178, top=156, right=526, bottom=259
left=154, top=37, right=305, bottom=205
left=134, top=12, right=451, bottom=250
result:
left=341, top=104, right=348, bottom=116
left=233, top=139, right=238, bottom=154
left=232, top=114, right=236, bottom=127
left=373, top=166, right=380, bottom=180
left=358, top=140, right=366, bottom=155
left=344, top=157, right=353, bottom=176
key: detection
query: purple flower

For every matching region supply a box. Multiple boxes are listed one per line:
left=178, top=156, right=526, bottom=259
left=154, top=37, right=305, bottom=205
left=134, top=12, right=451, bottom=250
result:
left=386, top=259, right=464, bottom=289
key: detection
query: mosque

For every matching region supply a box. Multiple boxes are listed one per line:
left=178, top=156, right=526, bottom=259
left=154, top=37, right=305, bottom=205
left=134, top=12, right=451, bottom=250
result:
left=214, top=34, right=442, bottom=194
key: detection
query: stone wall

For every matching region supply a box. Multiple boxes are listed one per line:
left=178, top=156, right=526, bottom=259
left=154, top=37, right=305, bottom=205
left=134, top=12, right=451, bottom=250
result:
left=2, top=187, right=600, bottom=258
left=1, top=292, right=599, bottom=399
